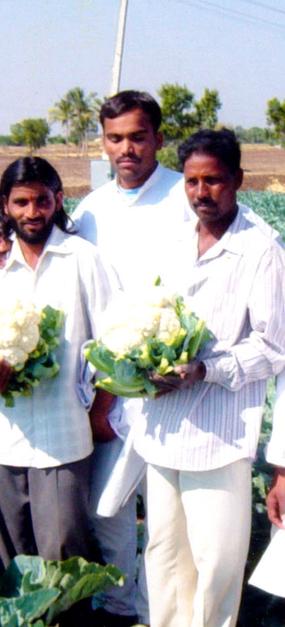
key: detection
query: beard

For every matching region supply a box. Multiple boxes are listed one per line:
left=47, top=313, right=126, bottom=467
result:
left=8, top=216, right=55, bottom=245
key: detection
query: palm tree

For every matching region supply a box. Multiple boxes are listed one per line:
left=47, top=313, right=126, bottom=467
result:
left=49, top=88, right=102, bottom=151
left=49, top=98, right=73, bottom=144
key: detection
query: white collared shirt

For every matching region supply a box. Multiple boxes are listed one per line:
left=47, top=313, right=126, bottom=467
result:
left=72, top=163, right=190, bottom=291
left=0, top=226, right=116, bottom=468
left=125, top=209, right=285, bottom=471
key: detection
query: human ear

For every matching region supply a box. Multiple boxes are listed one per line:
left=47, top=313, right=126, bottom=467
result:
left=55, top=191, right=64, bottom=211
left=235, top=168, right=243, bottom=190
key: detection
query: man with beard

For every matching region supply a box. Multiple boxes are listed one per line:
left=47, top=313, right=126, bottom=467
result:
left=0, top=157, right=116, bottom=625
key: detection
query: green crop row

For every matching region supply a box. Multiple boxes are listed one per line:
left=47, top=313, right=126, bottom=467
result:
left=238, top=191, right=285, bottom=241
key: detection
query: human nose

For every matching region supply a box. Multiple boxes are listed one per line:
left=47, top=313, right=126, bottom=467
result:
left=120, top=138, right=135, bottom=155
left=25, top=201, right=40, bottom=218
left=197, top=180, right=209, bottom=198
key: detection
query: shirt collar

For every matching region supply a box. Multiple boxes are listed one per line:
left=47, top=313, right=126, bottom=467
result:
left=4, top=225, right=73, bottom=270
left=115, top=162, right=161, bottom=205
left=194, top=205, right=249, bottom=262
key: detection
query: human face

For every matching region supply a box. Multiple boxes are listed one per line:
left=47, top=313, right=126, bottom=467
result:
left=103, top=108, right=163, bottom=188
left=4, top=182, right=62, bottom=245
left=184, top=152, right=243, bottom=227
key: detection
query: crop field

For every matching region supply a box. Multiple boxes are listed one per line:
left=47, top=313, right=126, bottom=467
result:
left=238, top=190, right=285, bottom=240
left=0, top=142, right=285, bottom=198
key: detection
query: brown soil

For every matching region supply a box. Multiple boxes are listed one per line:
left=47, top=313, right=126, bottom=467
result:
left=0, top=143, right=102, bottom=198
left=0, top=141, right=284, bottom=197
left=241, top=144, right=285, bottom=192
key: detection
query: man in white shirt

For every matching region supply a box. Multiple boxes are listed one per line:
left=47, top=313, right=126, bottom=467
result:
left=73, top=93, right=189, bottom=290
left=122, top=128, right=285, bottom=627
left=0, top=157, right=115, bottom=626
left=73, top=89, right=190, bottom=627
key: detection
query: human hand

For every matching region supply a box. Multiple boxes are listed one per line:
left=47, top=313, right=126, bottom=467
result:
left=266, top=467, right=285, bottom=529
left=0, top=359, right=13, bottom=394
left=89, top=389, right=117, bottom=442
left=150, top=361, right=206, bottom=395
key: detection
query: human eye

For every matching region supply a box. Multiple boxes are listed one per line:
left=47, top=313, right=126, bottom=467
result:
left=131, top=133, right=146, bottom=143
left=106, top=134, right=121, bottom=143
left=205, top=176, right=223, bottom=186
left=13, top=197, right=28, bottom=207
left=37, top=195, right=51, bottom=208
left=186, top=178, right=197, bottom=187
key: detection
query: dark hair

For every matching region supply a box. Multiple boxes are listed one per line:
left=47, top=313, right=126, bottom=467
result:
left=178, top=128, right=241, bottom=174
left=0, top=214, right=9, bottom=239
left=100, top=90, right=162, bottom=133
left=0, top=157, right=75, bottom=236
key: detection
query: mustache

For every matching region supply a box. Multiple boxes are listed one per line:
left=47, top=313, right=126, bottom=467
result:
left=116, top=155, right=141, bottom=164
left=193, top=199, right=218, bottom=209
left=22, top=218, right=44, bottom=225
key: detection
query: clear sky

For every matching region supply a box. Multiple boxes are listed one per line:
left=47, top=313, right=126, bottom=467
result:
left=0, top=0, right=284, bottom=135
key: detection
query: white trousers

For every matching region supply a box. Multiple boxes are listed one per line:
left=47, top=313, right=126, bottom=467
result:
left=146, top=459, right=252, bottom=627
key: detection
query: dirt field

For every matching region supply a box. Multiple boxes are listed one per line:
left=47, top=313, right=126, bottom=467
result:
left=0, top=141, right=284, bottom=197
left=241, top=144, right=285, bottom=192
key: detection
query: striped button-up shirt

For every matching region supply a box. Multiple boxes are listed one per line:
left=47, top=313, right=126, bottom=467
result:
left=127, top=209, right=285, bottom=471
left=0, top=226, right=116, bottom=468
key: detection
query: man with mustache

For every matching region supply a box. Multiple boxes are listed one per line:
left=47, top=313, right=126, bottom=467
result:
left=0, top=157, right=116, bottom=626
left=73, top=90, right=190, bottom=627
left=121, top=128, right=285, bottom=627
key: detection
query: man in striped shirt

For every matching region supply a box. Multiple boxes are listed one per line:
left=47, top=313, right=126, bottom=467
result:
left=125, top=128, right=285, bottom=627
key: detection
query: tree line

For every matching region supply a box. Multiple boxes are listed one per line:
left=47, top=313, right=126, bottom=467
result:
left=1, top=83, right=285, bottom=153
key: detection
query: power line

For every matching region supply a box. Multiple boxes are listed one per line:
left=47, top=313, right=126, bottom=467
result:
left=166, top=0, right=285, bottom=31
left=240, top=0, right=285, bottom=17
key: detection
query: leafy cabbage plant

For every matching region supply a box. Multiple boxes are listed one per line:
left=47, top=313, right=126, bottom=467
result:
left=0, top=302, right=64, bottom=407
left=0, top=554, right=123, bottom=626
left=85, top=285, right=212, bottom=397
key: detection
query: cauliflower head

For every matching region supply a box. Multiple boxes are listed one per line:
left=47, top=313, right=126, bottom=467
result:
left=0, top=300, right=41, bottom=367
left=100, top=287, right=180, bottom=356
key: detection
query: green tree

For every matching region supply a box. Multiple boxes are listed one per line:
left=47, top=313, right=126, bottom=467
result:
left=158, top=82, right=221, bottom=142
left=49, top=87, right=102, bottom=149
left=10, top=118, right=49, bottom=152
left=266, top=97, right=285, bottom=144
left=158, top=83, right=195, bottom=141
left=49, top=98, right=73, bottom=142
left=194, top=88, right=221, bottom=129
left=234, top=126, right=274, bottom=144
left=0, top=135, right=14, bottom=146
left=157, top=144, right=180, bottom=171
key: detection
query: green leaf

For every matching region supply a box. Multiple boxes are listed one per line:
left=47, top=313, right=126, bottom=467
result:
left=96, top=376, right=146, bottom=397
left=84, top=342, right=115, bottom=376
left=0, top=555, right=123, bottom=626
left=44, top=558, right=123, bottom=624
left=0, top=588, right=60, bottom=625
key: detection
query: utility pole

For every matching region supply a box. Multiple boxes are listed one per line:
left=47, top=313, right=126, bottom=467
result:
left=92, top=0, right=129, bottom=186
left=110, top=0, right=129, bottom=95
